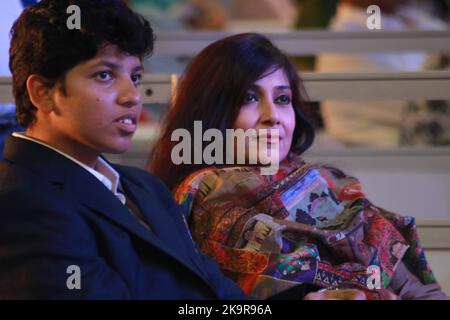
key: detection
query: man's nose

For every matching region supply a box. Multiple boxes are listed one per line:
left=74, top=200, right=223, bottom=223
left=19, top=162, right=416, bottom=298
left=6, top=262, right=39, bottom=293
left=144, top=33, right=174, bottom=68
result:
left=117, top=78, right=141, bottom=108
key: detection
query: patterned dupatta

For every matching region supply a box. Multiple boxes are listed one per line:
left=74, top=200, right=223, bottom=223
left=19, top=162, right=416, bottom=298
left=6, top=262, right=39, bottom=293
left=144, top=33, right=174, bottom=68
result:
left=173, top=153, right=437, bottom=299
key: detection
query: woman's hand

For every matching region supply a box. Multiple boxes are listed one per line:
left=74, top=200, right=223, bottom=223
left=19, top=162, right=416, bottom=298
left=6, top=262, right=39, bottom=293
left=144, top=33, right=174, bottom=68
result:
left=304, top=288, right=401, bottom=300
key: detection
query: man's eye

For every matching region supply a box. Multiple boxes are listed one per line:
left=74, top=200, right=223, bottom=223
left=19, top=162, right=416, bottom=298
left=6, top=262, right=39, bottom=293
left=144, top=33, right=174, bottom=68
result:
left=96, top=71, right=113, bottom=81
left=243, top=93, right=258, bottom=104
left=275, top=95, right=291, bottom=105
left=131, top=74, right=142, bottom=85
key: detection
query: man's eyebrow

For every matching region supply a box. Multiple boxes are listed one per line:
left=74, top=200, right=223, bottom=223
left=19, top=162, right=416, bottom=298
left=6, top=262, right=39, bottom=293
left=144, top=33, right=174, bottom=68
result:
left=90, top=60, right=121, bottom=70
left=132, top=65, right=144, bottom=73
left=90, top=60, right=143, bottom=73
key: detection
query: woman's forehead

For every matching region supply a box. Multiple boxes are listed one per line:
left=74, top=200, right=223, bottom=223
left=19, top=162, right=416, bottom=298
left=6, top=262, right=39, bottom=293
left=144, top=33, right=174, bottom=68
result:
left=253, top=68, right=291, bottom=87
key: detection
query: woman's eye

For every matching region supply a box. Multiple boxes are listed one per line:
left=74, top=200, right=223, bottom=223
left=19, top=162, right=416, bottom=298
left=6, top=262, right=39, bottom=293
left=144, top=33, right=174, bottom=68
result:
left=275, top=95, right=291, bottom=105
left=131, top=74, right=142, bottom=86
left=243, top=93, right=258, bottom=104
left=96, top=71, right=113, bottom=81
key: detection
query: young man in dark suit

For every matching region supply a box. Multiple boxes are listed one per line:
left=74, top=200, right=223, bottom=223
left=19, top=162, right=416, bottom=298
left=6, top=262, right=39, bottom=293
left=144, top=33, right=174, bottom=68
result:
left=0, top=0, right=252, bottom=299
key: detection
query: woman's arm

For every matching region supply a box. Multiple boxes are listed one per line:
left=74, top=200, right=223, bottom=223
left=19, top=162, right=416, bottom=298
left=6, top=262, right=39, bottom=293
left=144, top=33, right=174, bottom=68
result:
left=389, top=260, right=449, bottom=300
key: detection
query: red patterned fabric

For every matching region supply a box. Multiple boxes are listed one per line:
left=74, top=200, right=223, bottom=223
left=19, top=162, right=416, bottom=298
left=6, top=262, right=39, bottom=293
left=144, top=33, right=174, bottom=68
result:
left=174, top=153, right=438, bottom=299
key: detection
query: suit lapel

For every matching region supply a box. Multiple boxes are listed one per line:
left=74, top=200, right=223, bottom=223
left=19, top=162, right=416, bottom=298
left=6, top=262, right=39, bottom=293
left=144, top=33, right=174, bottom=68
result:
left=66, top=173, right=168, bottom=249
left=120, top=178, right=180, bottom=244
left=118, top=175, right=210, bottom=278
left=3, top=136, right=208, bottom=281
left=62, top=161, right=207, bottom=279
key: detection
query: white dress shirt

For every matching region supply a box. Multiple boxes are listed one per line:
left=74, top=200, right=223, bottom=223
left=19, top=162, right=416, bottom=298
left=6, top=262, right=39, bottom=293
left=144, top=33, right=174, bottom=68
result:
left=12, top=132, right=126, bottom=205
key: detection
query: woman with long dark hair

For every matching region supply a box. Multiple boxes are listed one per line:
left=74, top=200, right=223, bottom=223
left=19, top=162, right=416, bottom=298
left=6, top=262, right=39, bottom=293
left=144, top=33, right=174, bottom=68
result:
left=149, top=33, right=314, bottom=191
left=148, top=33, right=447, bottom=300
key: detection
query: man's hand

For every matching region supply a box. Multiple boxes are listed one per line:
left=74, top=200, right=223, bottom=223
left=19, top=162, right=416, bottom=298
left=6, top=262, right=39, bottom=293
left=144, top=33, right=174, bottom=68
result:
left=304, top=289, right=367, bottom=300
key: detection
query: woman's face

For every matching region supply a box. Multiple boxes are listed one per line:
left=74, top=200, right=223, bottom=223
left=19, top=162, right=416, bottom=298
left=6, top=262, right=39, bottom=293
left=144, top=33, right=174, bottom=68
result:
left=233, top=68, right=296, bottom=163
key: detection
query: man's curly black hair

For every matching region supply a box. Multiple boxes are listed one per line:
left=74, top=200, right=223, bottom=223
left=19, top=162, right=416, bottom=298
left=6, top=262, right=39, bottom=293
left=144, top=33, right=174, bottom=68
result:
left=9, top=0, right=154, bottom=128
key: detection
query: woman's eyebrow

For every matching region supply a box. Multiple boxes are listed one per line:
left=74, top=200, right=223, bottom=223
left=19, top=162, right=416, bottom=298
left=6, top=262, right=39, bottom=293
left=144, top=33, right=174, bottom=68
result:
left=274, top=85, right=291, bottom=90
left=250, top=85, right=291, bottom=91
left=248, top=85, right=261, bottom=93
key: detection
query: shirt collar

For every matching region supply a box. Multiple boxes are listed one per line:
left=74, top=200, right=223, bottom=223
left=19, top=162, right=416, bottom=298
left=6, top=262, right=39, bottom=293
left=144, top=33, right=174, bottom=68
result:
left=12, top=132, right=126, bottom=204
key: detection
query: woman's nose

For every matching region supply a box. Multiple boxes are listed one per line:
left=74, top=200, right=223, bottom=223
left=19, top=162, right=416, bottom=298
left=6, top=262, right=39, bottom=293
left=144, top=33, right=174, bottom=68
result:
left=260, top=99, right=280, bottom=126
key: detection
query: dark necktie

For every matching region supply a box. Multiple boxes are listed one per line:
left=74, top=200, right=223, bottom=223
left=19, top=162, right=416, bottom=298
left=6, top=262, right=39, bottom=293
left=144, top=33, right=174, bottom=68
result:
left=125, top=195, right=147, bottom=224
left=121, top=191, right=152, bottom=231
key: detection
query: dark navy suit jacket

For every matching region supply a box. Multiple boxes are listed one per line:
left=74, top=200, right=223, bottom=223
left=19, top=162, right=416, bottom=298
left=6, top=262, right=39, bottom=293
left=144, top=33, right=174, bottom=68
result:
left=0, top=136, right=248, bottom=299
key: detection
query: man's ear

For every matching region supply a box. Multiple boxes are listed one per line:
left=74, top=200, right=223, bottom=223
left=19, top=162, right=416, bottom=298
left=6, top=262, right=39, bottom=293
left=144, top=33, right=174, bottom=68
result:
left=26, top=75, right=55, bottom=114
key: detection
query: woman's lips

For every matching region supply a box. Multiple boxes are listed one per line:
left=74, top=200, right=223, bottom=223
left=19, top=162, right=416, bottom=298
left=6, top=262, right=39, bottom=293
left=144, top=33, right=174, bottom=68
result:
left=257, top=133, right=282, bottom=145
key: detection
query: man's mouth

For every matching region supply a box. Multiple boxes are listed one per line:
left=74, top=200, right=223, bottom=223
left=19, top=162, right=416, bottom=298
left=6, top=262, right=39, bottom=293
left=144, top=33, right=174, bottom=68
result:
left=117, top=117, right=135, bottom=125
left=115, top=114, right=138, bottom=134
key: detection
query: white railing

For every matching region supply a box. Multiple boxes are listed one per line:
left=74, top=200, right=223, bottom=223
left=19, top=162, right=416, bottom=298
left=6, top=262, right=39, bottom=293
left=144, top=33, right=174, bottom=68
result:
left=152, top=30, right=450, bottom=57
left=5, top=70, right=450, bottom=104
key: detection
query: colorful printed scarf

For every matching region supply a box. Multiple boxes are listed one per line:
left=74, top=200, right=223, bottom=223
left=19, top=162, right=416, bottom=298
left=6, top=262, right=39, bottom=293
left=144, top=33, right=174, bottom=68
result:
left=174, top=153, right=437, bottom=299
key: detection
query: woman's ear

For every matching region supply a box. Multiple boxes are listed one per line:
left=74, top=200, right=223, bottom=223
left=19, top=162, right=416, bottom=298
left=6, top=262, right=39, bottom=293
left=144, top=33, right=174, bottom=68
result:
left=26, top=75, right=55, bottom=114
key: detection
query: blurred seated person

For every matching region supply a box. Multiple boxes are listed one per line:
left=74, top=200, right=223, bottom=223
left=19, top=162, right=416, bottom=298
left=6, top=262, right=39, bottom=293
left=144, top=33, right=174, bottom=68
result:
left=316, top=0, right=447, bottom=147
left=400, top=0, right=450, bottom=146
left=132, top=0, right=225, bottom=30
left=148, top=33, right=448, bottom=300
left=130, top=0, right=226, bottom=74
left=400, top=55, right=450, bottom=146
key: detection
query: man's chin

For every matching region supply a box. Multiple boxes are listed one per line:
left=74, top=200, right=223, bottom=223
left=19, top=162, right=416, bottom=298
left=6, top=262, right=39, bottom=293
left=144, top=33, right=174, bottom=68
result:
left=102, top=142, right=133, bottom=155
